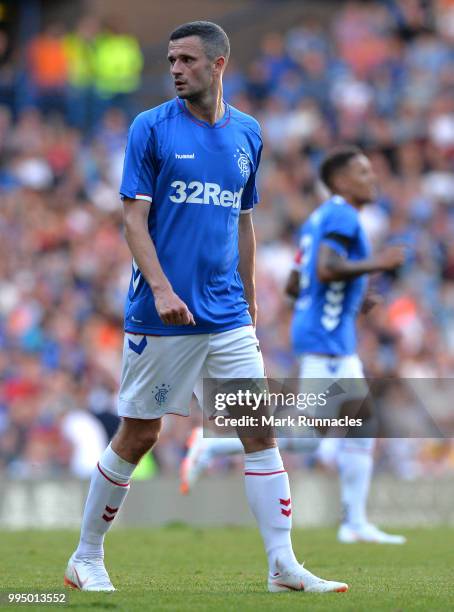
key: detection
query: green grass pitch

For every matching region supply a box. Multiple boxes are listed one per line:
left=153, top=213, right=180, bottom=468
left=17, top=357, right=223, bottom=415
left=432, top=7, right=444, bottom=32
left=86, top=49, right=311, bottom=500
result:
left=0, top=526, right=451, bottom=611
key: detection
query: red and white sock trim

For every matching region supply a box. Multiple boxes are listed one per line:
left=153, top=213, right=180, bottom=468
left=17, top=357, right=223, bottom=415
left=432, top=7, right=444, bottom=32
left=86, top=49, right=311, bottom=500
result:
left=244, top=469, right=286, bottom=476
left=97, top=463, right=130, bottom=487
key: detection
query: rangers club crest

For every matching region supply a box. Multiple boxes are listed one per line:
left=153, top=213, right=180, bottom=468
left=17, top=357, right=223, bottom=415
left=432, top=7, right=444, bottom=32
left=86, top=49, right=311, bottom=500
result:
left=235, top=148, right=251, bottom=179
left=154, top=384, right=171, bottom=406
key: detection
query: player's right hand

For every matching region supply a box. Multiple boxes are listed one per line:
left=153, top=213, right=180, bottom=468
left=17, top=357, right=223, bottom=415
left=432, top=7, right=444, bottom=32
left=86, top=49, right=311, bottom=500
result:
left=376, top=245, right=406, bottom=271
left=154, top=288, right=196, bottom=326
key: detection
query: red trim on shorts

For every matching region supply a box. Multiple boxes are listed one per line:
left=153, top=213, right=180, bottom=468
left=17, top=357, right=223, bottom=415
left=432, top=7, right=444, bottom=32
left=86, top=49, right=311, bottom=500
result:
left=97, top=462, right=130, bottom=487
left=244, top=470, right=286, bottom=476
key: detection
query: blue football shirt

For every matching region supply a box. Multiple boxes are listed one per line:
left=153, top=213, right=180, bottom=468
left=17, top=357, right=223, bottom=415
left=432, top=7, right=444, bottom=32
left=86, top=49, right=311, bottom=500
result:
left=291, top=195, right=370, bottom=355
left=119, top=97, right=262, bottom=335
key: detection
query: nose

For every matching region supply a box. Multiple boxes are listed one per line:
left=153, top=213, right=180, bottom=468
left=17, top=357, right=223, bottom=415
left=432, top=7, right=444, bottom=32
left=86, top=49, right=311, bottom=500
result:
left=171, top=60, right=183, bottom=76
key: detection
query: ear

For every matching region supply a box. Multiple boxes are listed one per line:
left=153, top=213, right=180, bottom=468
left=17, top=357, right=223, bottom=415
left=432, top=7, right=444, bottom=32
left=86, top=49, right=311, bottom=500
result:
left=213, top=56, right=226, bottom=75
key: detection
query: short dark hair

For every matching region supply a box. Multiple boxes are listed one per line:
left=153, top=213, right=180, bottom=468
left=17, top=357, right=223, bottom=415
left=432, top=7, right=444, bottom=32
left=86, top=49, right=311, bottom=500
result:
left=320, top=146, right=362, bottom=191
left=169, top=21, right=230, bottom=62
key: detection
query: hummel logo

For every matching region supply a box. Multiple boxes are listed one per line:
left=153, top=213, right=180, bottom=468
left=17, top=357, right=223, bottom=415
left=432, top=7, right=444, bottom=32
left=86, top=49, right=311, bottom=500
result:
left=280, top=497, right=292, bottom=517
left=102, top=505, right=119, bottom=522
left=132, top=259, right=141, bottom=292
left=175, top=153, right=195, bottom=159
left=128, top=336, right=147, bottom=355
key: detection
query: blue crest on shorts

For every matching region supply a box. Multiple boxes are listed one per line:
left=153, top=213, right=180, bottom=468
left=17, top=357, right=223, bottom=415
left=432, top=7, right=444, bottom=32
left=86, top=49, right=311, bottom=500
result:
left=128, top=336, right=147, bottom=355
left=154, top=384, right=171, bottom=406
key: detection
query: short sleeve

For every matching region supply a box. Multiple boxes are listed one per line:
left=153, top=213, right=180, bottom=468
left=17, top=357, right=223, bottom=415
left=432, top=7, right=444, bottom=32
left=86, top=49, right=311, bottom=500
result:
left=240, top=137, right=263, bottom=214
left=119, top=113, right=156, bottom=203
left=321, top=204, right=358, bottom=255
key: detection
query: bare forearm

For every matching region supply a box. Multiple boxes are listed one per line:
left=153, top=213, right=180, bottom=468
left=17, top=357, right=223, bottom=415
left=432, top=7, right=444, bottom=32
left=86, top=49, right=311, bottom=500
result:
left=123, top=206, right=195, bottom=326
left=319, top=258, right=383, bottom=282
left=318, top=245, right=386, bottom=283
left=124, top=222, right=170, bottom=294
left=238, top=214, right=257, bottom=322
left=123, top=200, right=171, bottom=295
left=239, top=256, right=256, bottom=305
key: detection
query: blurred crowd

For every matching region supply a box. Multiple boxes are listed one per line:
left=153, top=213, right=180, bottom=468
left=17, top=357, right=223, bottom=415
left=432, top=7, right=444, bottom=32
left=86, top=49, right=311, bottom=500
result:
left=0, top=15, right=143, bottom=130
left=1, top=0, right=454, bottom=480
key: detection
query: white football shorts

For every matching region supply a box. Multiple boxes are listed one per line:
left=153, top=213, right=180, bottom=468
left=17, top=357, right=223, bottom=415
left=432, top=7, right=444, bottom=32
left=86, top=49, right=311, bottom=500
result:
left=298, top=353, right=369, bottom=419
left=299, top=353, right=365, bottom=380
left=118, top=325, right=265, bottom=419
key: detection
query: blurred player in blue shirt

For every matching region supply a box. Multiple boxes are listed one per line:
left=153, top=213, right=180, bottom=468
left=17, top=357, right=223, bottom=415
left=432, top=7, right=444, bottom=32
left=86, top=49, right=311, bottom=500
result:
left=64, top=21, right=347, bottom=595
left=287, top=146, right=406, bottom=543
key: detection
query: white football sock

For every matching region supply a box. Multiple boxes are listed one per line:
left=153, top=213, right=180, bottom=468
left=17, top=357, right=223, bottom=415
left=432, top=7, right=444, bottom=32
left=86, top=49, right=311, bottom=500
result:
left=198, top=436, right=244, bottom=467
left=337, top=438, right=374, bottom=528
left=75, top=444, right=136, bottom=559
left=244, top=447, right=298, bottom=575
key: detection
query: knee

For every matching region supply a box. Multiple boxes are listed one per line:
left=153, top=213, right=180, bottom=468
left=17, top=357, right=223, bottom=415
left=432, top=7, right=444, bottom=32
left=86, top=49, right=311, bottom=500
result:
left=134, top=426, right=160, bottom=452
left=113, top=418, right=162, bottom=462
left=241, top=436, right=276, bottom=454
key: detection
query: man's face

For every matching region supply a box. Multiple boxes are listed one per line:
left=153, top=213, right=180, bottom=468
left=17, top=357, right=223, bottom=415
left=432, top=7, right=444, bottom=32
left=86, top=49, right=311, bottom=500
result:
left=168, top=36, right=216, bottom=100
left=341, top=155, right=377, bottom=205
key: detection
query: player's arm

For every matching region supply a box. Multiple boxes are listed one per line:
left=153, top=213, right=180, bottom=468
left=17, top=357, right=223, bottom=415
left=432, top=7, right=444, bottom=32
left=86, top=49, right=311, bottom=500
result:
left=238, top=212, right=257, bottom=326
left=123, top=198, right=195, bottom=326
left=317, top=234, right=405, bottom=283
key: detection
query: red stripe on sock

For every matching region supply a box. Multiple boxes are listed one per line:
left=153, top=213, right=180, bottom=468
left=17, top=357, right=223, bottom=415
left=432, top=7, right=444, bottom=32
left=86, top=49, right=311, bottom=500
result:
left=244, top=470, right=286, bottom=476
left=97, top=462, right=130, bottom=487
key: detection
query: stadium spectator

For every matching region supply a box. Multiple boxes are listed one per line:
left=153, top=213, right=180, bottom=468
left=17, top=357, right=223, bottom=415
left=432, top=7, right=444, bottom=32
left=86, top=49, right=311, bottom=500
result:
left=64, top=16, right=100, bottom=131
left=26, top=23, right=68, bottom=116
left=91, top=20, right=144, bottom=122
